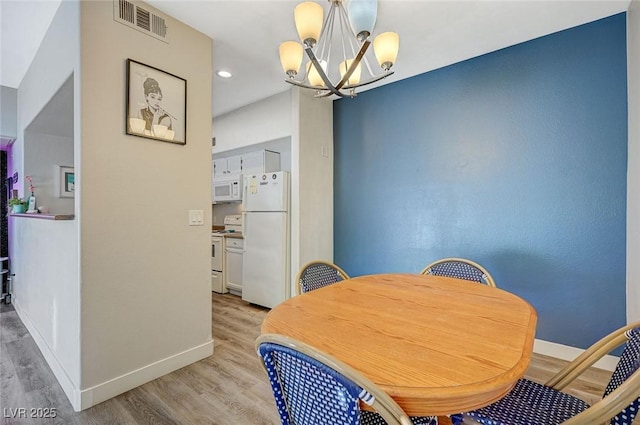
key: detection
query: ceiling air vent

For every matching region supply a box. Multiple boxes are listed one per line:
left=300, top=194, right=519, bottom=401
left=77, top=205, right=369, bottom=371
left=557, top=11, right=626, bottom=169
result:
left=113, top=0, right=168, bottom=43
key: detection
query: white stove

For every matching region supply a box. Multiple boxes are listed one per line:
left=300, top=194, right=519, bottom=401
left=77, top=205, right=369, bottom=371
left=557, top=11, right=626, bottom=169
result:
left=212, top=214, right=243, bottom=235
left=211, top=215, right=243, bottom=294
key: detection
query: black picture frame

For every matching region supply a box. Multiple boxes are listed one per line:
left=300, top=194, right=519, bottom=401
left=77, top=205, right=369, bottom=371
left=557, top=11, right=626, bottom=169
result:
left=126, top=59, right=187, bottom=145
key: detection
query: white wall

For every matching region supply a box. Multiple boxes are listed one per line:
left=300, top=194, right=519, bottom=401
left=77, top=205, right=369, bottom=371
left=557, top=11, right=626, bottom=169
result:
left=628, top=0, right=640, bottom=324
left=24, top=131, right=74, bottom=214
left=213, top=90, right=292, bottom=152
left=11, top=0, right=81, bottom=403
left=290, top=89, right=334, bottom=287
left=1, top=86, right=17, bottom=139
left=15, top=2, right=77, bottom=200
left=12, top=0, right=213, bottom=411
left=78, top=0, right=212, bottom=407
left=212, top=202, right=242, bottom=226
left=9, top=218, right=80, bottom=398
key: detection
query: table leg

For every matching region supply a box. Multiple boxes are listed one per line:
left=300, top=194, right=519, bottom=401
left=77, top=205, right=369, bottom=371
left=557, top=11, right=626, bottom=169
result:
left=438, top=416, right=454, bottom=425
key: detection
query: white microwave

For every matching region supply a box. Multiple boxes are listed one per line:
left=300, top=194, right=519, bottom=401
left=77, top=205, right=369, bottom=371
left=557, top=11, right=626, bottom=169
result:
left=213, top=174, right=242, bottom=203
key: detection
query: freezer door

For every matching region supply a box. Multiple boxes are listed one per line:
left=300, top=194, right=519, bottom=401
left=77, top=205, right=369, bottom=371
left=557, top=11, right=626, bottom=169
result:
left=244, top=171, right=288, bottom=212
left=242, top=212, right=289, bottom=308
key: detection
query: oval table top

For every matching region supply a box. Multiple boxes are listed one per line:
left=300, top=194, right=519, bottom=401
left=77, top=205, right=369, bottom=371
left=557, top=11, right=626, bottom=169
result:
left=261, top=273, right=537, bottom=416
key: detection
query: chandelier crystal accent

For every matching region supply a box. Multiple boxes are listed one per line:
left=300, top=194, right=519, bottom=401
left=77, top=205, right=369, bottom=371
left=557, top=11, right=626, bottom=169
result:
left=279, top=0, right=399, bottom=98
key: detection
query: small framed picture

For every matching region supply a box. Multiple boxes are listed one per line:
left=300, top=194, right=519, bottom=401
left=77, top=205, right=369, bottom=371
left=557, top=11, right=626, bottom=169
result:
left=126, top=59, right=187, bottom=145
left=57, top=166, right=75, bottom=198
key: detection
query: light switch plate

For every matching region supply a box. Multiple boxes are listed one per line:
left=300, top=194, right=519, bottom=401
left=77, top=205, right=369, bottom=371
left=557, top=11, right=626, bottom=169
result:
left=189, top=210, right=204, bottom=226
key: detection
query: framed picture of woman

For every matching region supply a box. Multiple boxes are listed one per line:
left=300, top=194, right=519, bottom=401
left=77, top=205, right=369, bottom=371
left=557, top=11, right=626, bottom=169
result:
left=126, top=59, right=187, bottom=145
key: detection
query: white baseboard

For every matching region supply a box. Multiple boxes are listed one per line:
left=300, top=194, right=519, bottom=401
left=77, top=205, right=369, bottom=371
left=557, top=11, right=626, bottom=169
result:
left=13, top=300, right=83, bottom=410
left=79, top=340, right=213, bottom=410
left=12, top=299, right=213, bottom=411
left=534, top=338, right=618, bottom=371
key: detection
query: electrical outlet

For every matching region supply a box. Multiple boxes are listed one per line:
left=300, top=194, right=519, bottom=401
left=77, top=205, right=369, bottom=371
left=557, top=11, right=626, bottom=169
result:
left=189, top=210, right=204, bottom=226
left=320, top=145, right=329, bottom=157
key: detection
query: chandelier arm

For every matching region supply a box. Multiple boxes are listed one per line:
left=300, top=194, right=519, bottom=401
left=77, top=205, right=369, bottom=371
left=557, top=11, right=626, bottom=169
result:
left=287, top=71, right=394, bottom=97
left=305, top=47, right=345, bottom=97
left=335, top=41, right=370, bottom=90
left=284, top=79, right=345, bottom=98
left=284, top=78, right=328, bottom=91
left=315, top=91, right=336, bottom=98
left=316, top=70, right=395, bottom=98
left=342, top=70, right=394, bottom=89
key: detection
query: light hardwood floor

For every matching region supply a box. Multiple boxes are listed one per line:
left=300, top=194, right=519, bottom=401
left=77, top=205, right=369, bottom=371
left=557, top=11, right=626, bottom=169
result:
left=0, top=293, right=631, bottom=424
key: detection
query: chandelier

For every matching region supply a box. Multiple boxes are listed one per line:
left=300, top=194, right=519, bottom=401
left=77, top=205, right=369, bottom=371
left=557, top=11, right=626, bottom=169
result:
left=278, top=0, right=399, bottom=98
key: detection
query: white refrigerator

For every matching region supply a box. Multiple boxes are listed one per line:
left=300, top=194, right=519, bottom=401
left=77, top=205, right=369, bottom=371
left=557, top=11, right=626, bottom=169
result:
left=242, top=171, right=289, bottom=308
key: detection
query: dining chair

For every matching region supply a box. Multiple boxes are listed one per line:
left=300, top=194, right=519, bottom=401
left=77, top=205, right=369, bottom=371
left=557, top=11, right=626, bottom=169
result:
left=420, top=258, right=496, bottom=287
left=295, top=260, right=350, bottom=295
left=256, top=333, right=438, bottom=425
left=455, top=321, right=640, bottom=425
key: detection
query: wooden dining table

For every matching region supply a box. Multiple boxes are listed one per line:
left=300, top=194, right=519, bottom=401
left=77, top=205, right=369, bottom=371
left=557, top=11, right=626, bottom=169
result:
left=261, top=273, right=537, bottom=418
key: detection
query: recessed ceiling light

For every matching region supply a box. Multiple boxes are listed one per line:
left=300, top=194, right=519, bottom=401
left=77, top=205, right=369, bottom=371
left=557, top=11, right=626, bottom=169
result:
left=216, top=70, right=232, bottom=79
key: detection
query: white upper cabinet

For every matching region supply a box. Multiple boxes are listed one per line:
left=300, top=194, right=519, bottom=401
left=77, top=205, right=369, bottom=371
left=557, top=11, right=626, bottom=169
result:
left=214, top=150, right=280, bottom=178
left=241, top=150, right=281, bottom=176
left=213, top=155, right=242, bottom=177
left=227, top=156, right=242, bottom=174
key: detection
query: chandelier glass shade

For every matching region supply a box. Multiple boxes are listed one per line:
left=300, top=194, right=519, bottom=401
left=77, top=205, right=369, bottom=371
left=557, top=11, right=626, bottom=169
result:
left=279, top=0, right=399, bottom=98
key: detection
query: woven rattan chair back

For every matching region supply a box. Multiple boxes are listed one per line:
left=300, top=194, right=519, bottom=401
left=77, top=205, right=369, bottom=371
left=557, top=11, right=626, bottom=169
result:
left=256, top=334, right=436, bottom=425
left=295, top=260, right=350, bottom=295
left=599, top=327, right=640, bottom=424
left=420, top=257, right=496, bottom=287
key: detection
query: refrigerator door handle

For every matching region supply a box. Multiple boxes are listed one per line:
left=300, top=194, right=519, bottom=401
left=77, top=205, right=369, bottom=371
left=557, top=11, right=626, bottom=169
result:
left=243, top=176, right=248, bottom=202
left=242, top=212, right=247, bottom=238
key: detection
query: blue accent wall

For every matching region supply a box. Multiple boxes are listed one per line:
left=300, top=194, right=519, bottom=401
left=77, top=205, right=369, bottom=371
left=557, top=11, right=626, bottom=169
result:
left=333, top=14, right=628, bottom=349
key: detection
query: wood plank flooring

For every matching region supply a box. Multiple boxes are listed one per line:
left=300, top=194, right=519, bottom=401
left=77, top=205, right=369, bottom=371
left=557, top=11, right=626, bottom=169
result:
left=0, top=294, right=633, bottom=424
